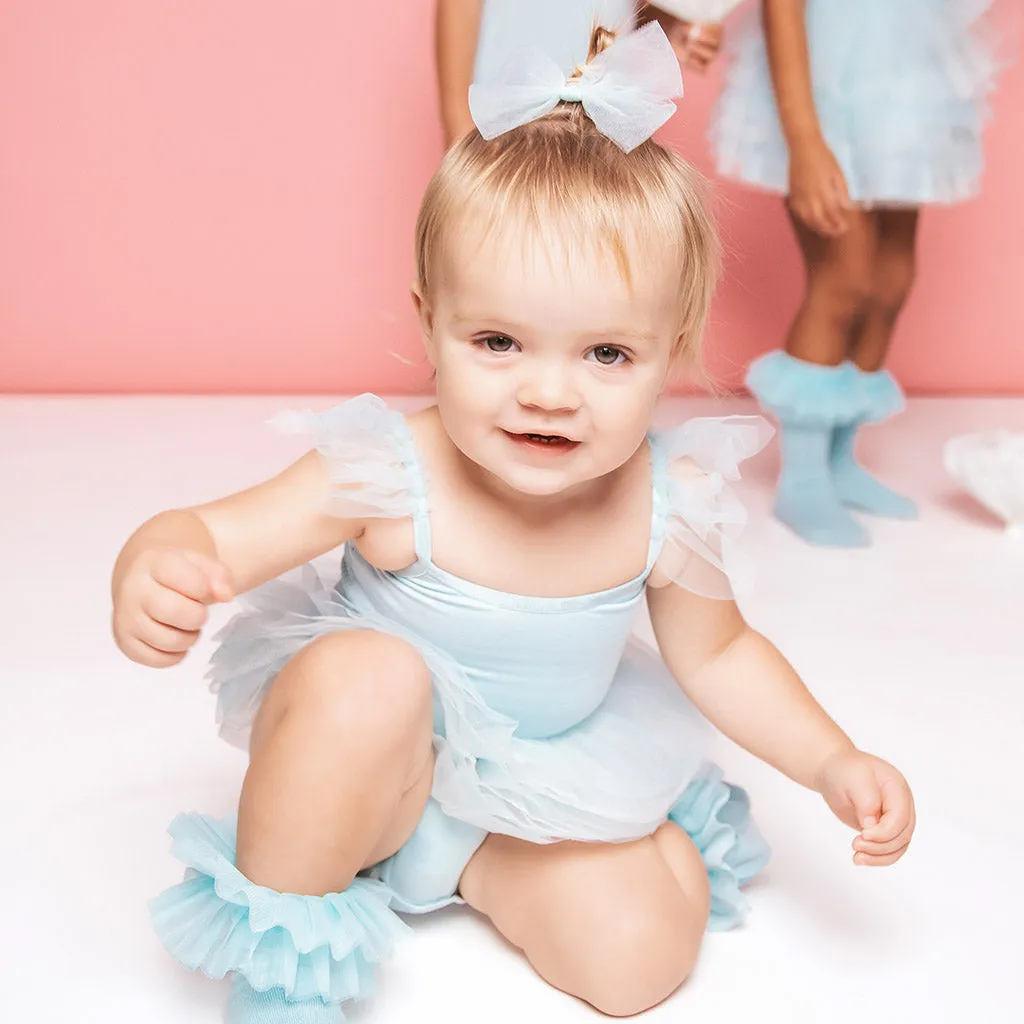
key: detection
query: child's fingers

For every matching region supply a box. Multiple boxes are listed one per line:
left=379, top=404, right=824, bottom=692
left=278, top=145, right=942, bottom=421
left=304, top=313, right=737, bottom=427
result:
left=828, top=176, right=852, bottom=232
left=862, top=782, right=915, bottom=842
left=854, top=843, right=910, bottom=867
left=813, top=200, right=843, bottom=238
left=152, top=550, right=213, bottom=601
left=823, top=203, right=849, bottom=237
left=687, top=39, right=719, bottom=61
left=138, top=617, right=202, bottom=655
left=142, top=586, right=208, bottom=632
left=121, top=634, right=187, bottom=669
left=152, top=549, right=233, bottom=604
left=180, top=550, right=235, bottom=603
left=853, top=824, right=912, bottom=857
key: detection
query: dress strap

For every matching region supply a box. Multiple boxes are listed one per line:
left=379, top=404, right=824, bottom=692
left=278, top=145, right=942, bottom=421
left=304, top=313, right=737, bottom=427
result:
left=392, top=418, right=433, bottom=564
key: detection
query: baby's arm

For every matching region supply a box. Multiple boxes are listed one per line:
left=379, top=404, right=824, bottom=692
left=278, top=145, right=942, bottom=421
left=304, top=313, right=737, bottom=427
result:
left=111, top=450, right=362, bottom=668
left=647, top=582, right=915, bottom=866
left=648, top=582, right=851, bottom=787
left=435, top=0, right=483, bottom=148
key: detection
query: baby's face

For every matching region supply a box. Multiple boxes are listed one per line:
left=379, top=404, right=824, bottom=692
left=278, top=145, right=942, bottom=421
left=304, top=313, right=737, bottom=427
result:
left=416, top=226, right=681, bottom=498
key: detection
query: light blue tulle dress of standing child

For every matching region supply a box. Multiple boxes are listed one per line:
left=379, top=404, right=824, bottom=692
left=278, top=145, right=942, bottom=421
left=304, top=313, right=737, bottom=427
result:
left=711, top=0, right=1008, bottom=548
left=112, top=21, right=917, bottom=1024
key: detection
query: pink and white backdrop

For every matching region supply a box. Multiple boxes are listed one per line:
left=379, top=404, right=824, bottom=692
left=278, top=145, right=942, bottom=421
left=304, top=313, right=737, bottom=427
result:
left=1, top=1, right=1021, bottom=395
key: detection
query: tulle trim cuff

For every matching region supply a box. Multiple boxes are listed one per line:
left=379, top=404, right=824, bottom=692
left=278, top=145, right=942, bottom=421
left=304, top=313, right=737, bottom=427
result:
left=669, top=765, right=771, bottom=931
left=746, top=352, right=866, bottom=427
left=149, top=813, right=409, bottom=1005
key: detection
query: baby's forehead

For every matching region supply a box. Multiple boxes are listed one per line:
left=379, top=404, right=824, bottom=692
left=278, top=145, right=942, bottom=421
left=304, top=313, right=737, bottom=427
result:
left=441, top=230, right=679, bottom=341
left=442, top=217, right=676, bottom=300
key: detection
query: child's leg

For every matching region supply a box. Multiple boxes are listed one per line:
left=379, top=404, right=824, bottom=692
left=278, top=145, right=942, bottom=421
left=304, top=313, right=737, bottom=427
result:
left=743, top=209, right=885, bottom=545
left=828, top=209, right=920, bottom=518
left=151, top=630, right=436, bottom=1022
left=784, top=208, right=880, bottom=366
left=238, top=629, right=436, bottom=895
left=458, top=823, right=710, bottom=1017
left=851, top=209, right=919, bottom=372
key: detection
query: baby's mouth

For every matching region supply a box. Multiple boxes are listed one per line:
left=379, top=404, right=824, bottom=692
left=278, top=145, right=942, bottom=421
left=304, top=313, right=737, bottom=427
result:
left=504, top=430, right=581, bottom=452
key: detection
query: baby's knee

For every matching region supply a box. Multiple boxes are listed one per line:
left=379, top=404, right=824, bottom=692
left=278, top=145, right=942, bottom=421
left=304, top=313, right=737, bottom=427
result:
left=282, top=630, right=432, bottom=736
left=569, top=892, right=703, bottom=1016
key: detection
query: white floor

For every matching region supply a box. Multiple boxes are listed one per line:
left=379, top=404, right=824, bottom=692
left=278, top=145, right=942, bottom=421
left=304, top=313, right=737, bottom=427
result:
left=2, top=394, right=1023, bottom=1024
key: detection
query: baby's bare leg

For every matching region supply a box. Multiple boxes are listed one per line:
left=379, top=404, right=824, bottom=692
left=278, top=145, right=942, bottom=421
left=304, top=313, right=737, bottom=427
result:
left=459, top=822, right=711, bottom=1017
left=236, top=630, right=435, bottom=895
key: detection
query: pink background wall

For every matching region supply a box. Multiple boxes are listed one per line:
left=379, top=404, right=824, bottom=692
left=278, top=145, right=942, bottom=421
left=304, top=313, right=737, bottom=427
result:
left=1, top=2, right=1021, bottom=396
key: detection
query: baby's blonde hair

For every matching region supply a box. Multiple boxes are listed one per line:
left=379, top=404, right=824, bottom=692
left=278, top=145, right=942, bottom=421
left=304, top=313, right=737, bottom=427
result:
left=415, top=26, right=721, bottom=371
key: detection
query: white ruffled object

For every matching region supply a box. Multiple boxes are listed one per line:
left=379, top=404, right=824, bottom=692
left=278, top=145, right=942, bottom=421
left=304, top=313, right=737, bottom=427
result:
left=944, top=430, right=1024, bottom=537
left=655, top=415, right=775, bottom=599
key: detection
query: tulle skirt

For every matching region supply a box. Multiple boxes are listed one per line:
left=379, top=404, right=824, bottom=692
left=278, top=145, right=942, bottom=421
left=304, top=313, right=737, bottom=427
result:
left=711, top=0, right=1005, bottom=205
left=206, top=565, right=772, bottom=925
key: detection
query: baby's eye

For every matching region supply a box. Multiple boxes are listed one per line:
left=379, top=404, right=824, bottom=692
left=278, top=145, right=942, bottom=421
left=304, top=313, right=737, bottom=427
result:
left=479, top=335, right=519, bottom=354
left=588, top=345, right=629, bottom=366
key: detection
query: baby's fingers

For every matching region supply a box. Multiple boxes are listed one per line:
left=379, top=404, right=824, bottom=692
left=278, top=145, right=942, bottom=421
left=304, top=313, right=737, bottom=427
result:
left=152, top=549, right=233, bottom=604
left=853, top=842, right=910, bottom=868
left=862, top=781, right=915, bottom=842
left=853, top=823, right=913, bottom=858
left=137, top=616, right=201, bottom=655
left=143, top=585, right=208, bottom=632
left=120, top=634, right=187, bottom=669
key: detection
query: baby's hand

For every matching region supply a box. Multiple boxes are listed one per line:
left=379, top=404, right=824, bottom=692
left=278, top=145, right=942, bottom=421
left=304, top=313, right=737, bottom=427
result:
left=815, top=749, right=916, bottom=867
left=113, top=547, right=234, bottom=668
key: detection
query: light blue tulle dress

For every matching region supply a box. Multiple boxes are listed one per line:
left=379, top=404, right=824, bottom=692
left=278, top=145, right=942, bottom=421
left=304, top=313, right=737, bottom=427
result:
left=474, top=0, right=635, bottom=80
left=712, top=0, right=1004, bottom=205
left=150, top=396, right=774, bottom=1021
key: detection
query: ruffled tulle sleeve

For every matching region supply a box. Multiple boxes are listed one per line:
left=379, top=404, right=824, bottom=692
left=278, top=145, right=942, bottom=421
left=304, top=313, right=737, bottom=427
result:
left=652, top=415, right=774, bottom=600
left=270, top=393, right=421, bottom=520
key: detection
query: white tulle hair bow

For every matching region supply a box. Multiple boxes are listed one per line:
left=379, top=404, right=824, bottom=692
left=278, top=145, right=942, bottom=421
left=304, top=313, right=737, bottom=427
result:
left=468, top=21, right=684, bottom=153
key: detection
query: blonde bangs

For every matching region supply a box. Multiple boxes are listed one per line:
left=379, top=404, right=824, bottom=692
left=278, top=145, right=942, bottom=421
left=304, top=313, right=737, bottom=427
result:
left=416, top=104, right=721, bottom=371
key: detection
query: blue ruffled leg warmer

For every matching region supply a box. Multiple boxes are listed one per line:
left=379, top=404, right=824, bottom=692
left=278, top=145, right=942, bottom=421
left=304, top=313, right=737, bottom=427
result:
left=745, top=351, right=870, bottom=547
left=830, top=368, right=918, bottom=520
left=668, top=766, right=771, bottom=931
left=149, top=813, right=410, bottom=1024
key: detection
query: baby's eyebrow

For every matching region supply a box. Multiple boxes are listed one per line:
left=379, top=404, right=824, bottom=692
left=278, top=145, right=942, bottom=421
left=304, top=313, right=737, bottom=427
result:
left=581, top=328, right=658, bottom=344
left=452, top=314, right=524, bottom=331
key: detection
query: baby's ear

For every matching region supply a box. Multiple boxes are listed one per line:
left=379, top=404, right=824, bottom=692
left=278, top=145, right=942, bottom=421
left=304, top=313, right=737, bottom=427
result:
left=409, top=281, right=437, bottom=363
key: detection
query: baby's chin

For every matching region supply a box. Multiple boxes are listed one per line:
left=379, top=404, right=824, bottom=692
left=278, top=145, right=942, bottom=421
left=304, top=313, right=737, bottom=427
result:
left=485, top=454, right=627, bottom=502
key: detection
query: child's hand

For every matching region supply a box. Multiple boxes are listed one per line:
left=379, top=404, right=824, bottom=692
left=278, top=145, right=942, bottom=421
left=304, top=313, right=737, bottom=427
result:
left=638, top=7, right=724, bottom=73
left=815, top=749, right=916, bottom=867
left=676, top=22, right=724, bottom=73
left=113, top=548, right=234, bottom=668
left=787, top=138, right=851, bottom=237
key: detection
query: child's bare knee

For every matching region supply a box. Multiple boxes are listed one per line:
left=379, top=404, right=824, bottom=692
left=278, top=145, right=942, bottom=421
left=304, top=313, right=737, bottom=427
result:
left=572, top=901, right=701, bottom=1016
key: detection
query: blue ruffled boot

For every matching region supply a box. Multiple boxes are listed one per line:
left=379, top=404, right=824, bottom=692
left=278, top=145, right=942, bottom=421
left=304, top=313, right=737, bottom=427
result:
left=668, top=765, right=771, bottom=931
left=149, top=813, right=410, bottom=1023
left=745, top=351, right=870, bottom=547
left=830, top=368, right=918, bottom=520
